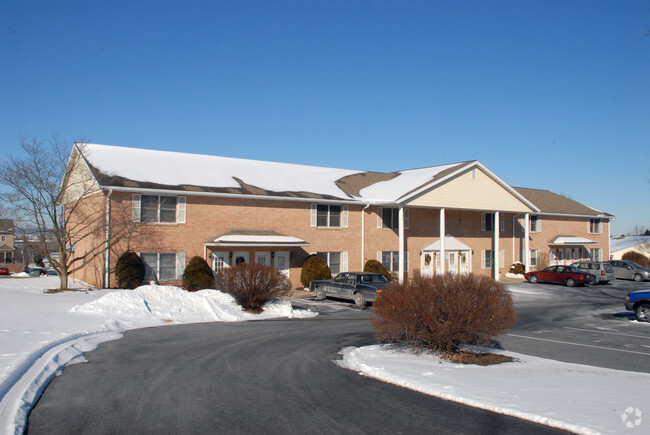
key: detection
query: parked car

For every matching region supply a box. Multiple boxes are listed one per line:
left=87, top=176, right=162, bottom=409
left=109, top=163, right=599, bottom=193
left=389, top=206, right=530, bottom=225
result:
left=625, top=290, right=650, bottom=322
left=524, top=265, right=588, bottom=287
left=570, top=261, right=615, bottom=284
left=24, top=267, right=47, bottom=276
left=606, top=260, right=650, bottom=282
left=310, top=272, right=390, bottom=308
left=47, top=269, right=58, bottom=275
left=0, top=267, right=9, bottom=275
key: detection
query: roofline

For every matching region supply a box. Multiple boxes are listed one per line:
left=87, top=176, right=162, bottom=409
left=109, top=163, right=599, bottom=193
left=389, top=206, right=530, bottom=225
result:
left=396, top=161, right=540, bottom=213
left=536, top=212, right=615, bottom=219
left=204, top=242, right=311, bottom=247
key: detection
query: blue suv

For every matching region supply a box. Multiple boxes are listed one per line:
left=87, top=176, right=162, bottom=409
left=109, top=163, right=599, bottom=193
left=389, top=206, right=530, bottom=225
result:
left=625, top=290, right=650, bottom=322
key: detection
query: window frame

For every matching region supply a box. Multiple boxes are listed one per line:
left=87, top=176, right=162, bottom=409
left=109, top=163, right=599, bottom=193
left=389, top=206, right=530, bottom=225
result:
left=482, top=212, right=505, bottom=232
left=379, top=251, right=409, bottom=273
left=311, top=204, right=348, bottom=228
left=589, top=219, right=602, bottom=234
left=377, top=207, right=409, bottom=230
left=529, top=215, right=541, bottom=233
left=140, top=252, right=185, bottom=281
left=133, top=194, right=186, bottom=224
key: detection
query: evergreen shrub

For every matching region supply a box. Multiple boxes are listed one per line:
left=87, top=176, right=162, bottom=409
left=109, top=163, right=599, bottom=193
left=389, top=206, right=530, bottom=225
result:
left=115, top=250, right=145, bottom=289
left=300, top=254, right=331, bottom=288
left=363, top=259, right=392, bottom=281
left=216, top=263, right=290, bottom=313
left=508, top=262, right=525, bottom=275
left=182, top=256, right=215, bottom=291
left=370, top=273, right=516, bottom=353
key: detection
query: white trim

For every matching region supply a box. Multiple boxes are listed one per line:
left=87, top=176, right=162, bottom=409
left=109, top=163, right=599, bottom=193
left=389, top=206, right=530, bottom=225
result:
left=310, top=204, right=317, bottom=227
left=132, top=193, right=141, bottom=222
left=176, top=252, right=186, bottom=279
left=341, top=251, right=348, bottom=272
left=176, top=196, right=186, bottom=224
left=377, top=207, right=383, bottom=228
left=342, top=205, right=349, bottom=228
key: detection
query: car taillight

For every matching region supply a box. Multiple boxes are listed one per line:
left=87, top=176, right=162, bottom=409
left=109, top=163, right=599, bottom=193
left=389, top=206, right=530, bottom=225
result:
left=601, top=270, right=606, bottom=276
left=377, top=289, right=382, bottom=294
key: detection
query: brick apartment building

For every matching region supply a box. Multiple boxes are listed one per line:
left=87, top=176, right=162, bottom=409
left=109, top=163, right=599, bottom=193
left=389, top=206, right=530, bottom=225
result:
left=63, top=143, right=613, bottom=289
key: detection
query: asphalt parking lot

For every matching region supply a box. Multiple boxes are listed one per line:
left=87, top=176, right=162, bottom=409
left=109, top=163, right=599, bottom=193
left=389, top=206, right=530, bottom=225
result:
left=499, top=278, right=650, bottom=373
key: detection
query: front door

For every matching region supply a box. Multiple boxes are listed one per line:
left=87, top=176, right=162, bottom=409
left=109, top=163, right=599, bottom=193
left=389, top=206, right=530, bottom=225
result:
left=421, top=251, right=433, bottom=277
left=459, top=252, right=469, bottom=275
left=274, top=251, right=290, bottom=278
left=255, top=251, right=271, bottom=266
left=233, top=251, right=249, bottom=266
left=448, top=252, right=457, bottom=275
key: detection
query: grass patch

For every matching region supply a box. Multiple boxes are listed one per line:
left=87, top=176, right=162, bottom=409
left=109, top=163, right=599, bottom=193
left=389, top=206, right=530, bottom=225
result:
left=44, top=288, right=87, bottom=294
left=440, top=351, right=516, bottom=366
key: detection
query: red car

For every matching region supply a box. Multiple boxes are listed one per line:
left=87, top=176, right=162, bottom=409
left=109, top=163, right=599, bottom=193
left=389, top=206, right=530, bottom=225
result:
left=524, top=265, right=588, bottom=287
left=0, top=267, right=10, bottom=275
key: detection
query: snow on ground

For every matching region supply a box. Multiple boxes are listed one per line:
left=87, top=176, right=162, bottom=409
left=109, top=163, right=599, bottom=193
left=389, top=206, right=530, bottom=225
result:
left=0, top=276, right=316, bottom=435
left=1, top=276, right=649, bottom=435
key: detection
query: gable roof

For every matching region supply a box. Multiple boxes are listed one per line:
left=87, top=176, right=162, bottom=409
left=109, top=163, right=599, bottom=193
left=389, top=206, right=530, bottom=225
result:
left=73, top=143, right=609, bottom=218
left=513, top=187, right=612, bottom=218
left=0, top=219, right=14, bottom=233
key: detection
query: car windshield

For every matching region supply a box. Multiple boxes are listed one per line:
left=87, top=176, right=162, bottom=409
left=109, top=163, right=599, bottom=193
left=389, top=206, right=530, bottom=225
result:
left=568, top=266, right=583, bottom=273
left=627, top=262, right=643, bottom=269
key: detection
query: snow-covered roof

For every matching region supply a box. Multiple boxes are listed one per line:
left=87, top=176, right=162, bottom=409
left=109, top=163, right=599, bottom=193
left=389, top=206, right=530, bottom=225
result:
left=421, top=235, right=472, bottom=252
left=205, top=230, right=310, bottom=247
left=76, top=143, right=470, bottom=203
left=548, top=236, right=597, bottom=246
left=610, top=235, right=650, bottom=253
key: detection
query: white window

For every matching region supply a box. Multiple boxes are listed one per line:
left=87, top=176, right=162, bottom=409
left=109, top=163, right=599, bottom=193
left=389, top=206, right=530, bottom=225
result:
left=0, top=235, right=5, bottom=242
left=530, top=215, right=541, bottom=232
left=379, top=251, right=409, bottom=273
left=317, top=252, right=348, bottom=275
left=141, top=252, right=185, bottom=281
left=589, top=248, right=601, bottom=261
left=589, top=219, right=602, bottom=234
left=377, top=207, right=409, bottom=230
left=530, top=249, right=538, bottom=267
left=133, top=194, right=186, bottom=224
left=311, top=204, right=348, bottom=228
left=482, top=213, right=504, bottom=232
left=482, top=250, right=505, bottom=269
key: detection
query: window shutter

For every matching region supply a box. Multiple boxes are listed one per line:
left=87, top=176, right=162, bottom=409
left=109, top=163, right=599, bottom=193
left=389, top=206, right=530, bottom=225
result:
left=481, top=250, right=486, bottom=268
left=176, top=252, right=186, bottom=279
left=500, top=215, right=505, bottom=232
left=404, top=208, right=409, bottom=230
left=310, top=204, right=317, bottom=227
left=500, top=250, right=505, bottom=268
left=377, top=251, right=382, bottom=262
left=132, top=193, right=141, bottom=222
left=537, top=216, right=542, bottom=232
left=341, top=252, right=348, bottom=272
left=176, top=196, right=186, bottom=224
left=342, top=205, right=349, bottom=228
left=481, top=213, right=486, bottom=231
left=377, top=207, right=383, bottom=228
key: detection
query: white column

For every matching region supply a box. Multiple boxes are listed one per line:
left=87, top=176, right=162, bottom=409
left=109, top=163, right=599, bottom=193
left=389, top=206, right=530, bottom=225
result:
left=398, top=206, right=405, bottom=283
left=494, top=211, right=500, bottom=281
left=440, top=208, right=446, bottom=274
left=524, top=213, right=530, bottom=272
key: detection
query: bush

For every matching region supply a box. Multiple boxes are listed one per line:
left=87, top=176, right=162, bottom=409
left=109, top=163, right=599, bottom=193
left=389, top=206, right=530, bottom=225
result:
left=216, top=263, right=290, bottom=313
left=115, top=250, right=145, bottom=289
left=508, top=262, right=525, bottom=275
left=300, top=254, right=331, bottom=288
left=364, top=259, right=392, bottom=281
left=182, top=256, right=215, bottom=291
left=370, top=273, right=516, bottom=353
left=622, top=251, right=650, bottom=269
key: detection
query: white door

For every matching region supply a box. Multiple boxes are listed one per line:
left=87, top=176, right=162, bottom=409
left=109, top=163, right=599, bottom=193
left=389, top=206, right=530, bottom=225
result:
left=255, top=251, right=271, bottom=266
left=459, top=252, right=469, bottom=275
left=233, top=251, right=249, bottom=266
left=448, top=252, right=457, bottom=275
left=211, top=251, right=230, bottom=272
left=421, top=251, right=433, bottom=277
left=274, top=251, right=290, bottom=278
left=435, top=252, right=442, bottom=275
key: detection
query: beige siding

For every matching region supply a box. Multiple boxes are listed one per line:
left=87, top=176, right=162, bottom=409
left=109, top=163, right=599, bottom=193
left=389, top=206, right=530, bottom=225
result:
left=406, top=168, right=532, bottom=213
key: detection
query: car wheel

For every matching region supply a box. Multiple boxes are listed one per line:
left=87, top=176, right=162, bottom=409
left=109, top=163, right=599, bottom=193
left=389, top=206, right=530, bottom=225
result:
left=314, top=286, right=326, bottom=300
left=634, top=273, right=643, bottom=282
left=586, top=274, right=596, bottom=285
left=565, top=278, right=576, bottom=287
left=528, top=275, right=539, bottom=284
left=353, top=292, right=367, bottom=309
left=635, top=303, right=650, bottom=322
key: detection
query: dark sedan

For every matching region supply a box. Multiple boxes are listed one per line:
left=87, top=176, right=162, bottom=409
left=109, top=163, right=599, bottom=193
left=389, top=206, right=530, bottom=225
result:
left=310, top=272, right=390, bottom=308
left=524, top=265, right=588, bottom=287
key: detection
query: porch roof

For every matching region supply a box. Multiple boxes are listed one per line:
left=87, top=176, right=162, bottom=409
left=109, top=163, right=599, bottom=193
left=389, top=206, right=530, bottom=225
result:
left=422, top=235, right=472, bottom=252
left=205, top=229, right=310, bottom=248
left=548, top=236, right=597, bottom=246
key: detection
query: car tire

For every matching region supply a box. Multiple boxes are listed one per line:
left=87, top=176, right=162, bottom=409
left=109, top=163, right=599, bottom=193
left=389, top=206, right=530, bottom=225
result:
left=635, top=303, right=650, bottom=322
left=528, top=275, right=539, bottom=284
left=565, top=278, right=576, bottom=287
left=314, top=286, right=326, bottom=300
left=353, top=292, right=367, bottom=309
left=634, top=273, right=643, bottom=282
left=587, top=274, right=596, bottom=285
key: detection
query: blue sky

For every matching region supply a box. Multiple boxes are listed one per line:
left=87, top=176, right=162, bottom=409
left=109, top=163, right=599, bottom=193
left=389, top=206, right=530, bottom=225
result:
left=1, top=0, right=648, bottom=235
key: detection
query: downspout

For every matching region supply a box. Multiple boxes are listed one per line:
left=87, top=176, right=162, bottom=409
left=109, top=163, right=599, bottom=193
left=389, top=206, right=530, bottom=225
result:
left=104, top=189, right=113, bottom=289
left=361, top=203, right=370, bottom=269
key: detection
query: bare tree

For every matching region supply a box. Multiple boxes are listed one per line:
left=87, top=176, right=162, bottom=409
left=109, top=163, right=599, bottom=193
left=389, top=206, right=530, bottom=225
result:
left=0, top=137, right=137, bottom=289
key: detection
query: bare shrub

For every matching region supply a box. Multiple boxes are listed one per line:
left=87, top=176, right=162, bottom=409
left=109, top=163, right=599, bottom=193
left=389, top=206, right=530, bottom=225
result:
left=536, top=252, right=550, bottom=270
left=370, top=273, right=516, bottom=353
left=215, top=263, right=290, bottom=313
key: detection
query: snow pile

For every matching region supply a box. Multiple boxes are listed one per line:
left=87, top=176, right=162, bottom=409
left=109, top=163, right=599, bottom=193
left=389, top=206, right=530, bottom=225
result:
left=338, top=345, right=649, bottom=435
left=0, top=278, right=316, bottom=434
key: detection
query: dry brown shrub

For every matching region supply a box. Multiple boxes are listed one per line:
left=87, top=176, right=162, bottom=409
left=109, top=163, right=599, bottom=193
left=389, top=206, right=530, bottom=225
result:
left=215, top=263, right=290, bottom=313
left=370, top=273, right=516, bottom=353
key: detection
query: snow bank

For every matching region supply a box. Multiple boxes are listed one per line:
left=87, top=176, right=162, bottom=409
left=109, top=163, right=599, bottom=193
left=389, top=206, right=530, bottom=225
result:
left=338, top=345, right=649, bottom=435
left=0, top=278, right=316, bottom=434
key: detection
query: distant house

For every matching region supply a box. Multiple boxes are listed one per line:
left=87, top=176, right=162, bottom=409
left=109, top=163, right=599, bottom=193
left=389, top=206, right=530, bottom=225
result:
left=0, top=219, right=16, bottom=264
left=62, top=143, right=614, bottom=289
left=610, top=235, right=650, bottom=261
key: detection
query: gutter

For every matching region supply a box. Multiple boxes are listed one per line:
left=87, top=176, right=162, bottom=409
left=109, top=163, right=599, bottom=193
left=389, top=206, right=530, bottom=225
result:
left=104, top=189, right=113, bottom=288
